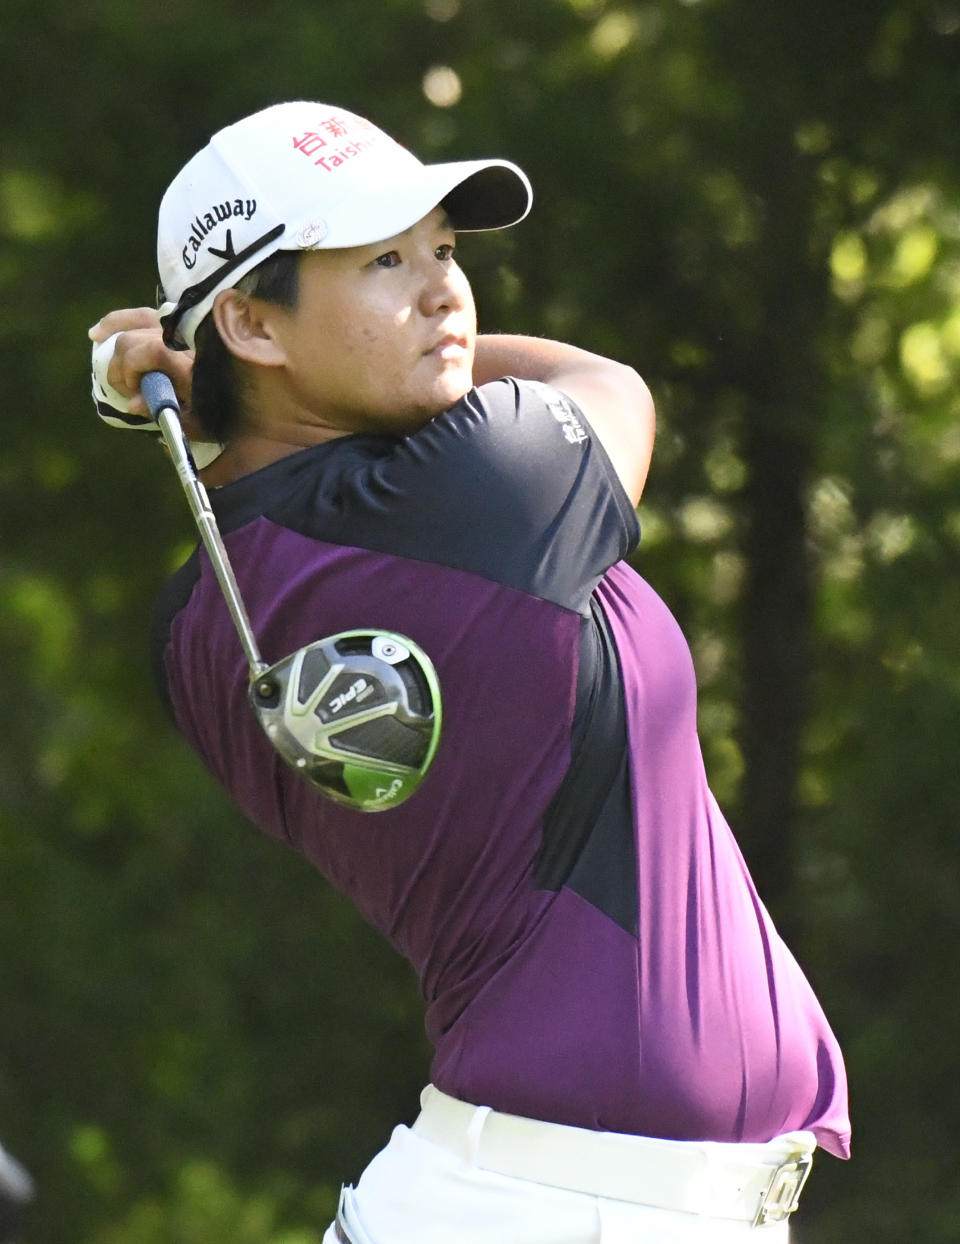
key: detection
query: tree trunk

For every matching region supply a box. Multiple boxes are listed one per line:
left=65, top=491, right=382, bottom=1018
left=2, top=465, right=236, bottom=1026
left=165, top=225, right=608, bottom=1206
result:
left=734, top=147, right=826, bottom=937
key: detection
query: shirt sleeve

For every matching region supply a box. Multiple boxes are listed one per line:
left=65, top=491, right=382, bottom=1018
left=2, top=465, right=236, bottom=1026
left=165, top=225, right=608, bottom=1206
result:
left=321, top=377, right=640, bottom=614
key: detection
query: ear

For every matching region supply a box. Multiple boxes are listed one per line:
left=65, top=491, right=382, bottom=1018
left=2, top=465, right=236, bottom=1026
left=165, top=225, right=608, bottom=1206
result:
left=212, top=289, right=287, bottom=367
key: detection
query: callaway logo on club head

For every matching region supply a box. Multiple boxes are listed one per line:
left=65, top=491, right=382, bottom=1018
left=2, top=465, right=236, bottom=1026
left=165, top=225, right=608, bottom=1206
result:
left=372, top=778, right=404, bottom=804
left=181, top=200, right=257, bottom=270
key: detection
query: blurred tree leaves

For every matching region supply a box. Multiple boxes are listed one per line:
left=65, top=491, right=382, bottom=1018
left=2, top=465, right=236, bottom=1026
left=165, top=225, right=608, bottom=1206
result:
left=2, top=0, right=960, bottom=1241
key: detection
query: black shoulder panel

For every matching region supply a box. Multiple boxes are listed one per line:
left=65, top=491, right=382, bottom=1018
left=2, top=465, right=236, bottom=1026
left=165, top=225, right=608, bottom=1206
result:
left=534, top=598, right=638, bottom=936
left=207, top=379, right=639, bottom=616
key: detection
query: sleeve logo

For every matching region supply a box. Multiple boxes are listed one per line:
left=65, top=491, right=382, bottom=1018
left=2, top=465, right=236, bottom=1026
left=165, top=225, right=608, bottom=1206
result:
left=530, top=382, right=589, bottom=446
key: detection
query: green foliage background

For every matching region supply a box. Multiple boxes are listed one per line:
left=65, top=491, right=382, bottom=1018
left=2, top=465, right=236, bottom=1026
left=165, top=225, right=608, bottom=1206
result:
left=2, top=0, right=959, bottom=1239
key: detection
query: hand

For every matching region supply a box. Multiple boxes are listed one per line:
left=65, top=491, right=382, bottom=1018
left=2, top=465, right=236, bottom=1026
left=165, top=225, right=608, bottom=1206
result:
left=88, top=306, right=198, bottom=432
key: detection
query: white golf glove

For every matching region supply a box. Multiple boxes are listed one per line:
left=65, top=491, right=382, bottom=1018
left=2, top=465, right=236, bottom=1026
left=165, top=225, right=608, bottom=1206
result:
left=90, top=310, right=223, bottom=468
left=91, top=331, right=157, bottom=432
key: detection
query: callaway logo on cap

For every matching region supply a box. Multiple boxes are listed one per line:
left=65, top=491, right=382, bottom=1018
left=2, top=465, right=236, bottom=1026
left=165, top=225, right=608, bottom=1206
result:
left=156, top=100, right=532, bottom=350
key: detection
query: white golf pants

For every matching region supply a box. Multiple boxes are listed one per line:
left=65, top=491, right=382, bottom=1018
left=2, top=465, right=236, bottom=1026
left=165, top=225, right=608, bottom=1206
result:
left=321, top=1087, right=813, bottom=1243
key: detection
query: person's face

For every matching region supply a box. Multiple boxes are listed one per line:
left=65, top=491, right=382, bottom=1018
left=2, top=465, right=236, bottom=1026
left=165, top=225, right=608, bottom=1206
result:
left=270, top=206, right=477, bottom=435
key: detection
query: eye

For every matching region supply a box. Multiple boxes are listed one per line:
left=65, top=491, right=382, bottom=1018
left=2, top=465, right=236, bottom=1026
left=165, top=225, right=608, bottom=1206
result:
left=373, top=250, right=401, bottom=269
left=435, top=243, right=455, bottom=262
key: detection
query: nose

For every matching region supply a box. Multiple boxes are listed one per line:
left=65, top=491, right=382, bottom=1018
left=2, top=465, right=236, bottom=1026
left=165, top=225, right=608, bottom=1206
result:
left=419, top=257, right=469, bottom=319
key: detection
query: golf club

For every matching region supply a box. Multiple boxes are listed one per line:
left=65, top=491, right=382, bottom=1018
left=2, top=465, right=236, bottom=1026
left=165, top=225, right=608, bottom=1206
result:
left=140, top=371, right=442, bottom=811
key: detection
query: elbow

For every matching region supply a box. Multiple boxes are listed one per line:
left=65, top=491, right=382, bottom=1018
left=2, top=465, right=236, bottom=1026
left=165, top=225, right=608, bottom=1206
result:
left=619, top=363, right=656, bottom=438
left=619, top=365, right=656, bottom=505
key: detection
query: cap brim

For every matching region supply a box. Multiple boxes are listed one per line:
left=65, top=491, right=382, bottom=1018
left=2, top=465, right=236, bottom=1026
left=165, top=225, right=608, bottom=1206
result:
left=439, top=160, right=533, bottom=231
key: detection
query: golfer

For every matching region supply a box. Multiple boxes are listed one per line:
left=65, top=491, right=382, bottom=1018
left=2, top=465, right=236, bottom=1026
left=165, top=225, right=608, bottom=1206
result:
left=90, top=100, right=850, bottom=1242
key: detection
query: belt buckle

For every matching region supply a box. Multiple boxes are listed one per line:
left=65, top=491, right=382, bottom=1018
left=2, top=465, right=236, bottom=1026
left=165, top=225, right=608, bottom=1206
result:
left=753, top=1150, right=814, bottom=1228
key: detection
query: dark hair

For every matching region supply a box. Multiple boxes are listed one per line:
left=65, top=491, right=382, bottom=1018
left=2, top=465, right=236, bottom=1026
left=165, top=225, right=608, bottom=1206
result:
left=190, top=249, right=302, bottom=443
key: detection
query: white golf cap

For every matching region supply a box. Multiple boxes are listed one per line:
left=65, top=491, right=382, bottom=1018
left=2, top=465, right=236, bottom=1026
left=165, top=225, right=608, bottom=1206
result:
left=157, top=100, right=532, bottom=349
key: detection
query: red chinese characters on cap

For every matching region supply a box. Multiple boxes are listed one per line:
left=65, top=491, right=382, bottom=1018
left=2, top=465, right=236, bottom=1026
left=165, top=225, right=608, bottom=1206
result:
left=292, top=116, right=387, bottom=173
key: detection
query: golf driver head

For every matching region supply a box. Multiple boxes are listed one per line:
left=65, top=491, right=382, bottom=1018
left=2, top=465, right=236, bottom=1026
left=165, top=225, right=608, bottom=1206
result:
left=248, top=630, right=441, bottom=811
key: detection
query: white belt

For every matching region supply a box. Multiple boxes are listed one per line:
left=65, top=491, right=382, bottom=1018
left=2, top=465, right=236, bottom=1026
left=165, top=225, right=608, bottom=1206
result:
left=412, top=1087, right=815, bottom=1228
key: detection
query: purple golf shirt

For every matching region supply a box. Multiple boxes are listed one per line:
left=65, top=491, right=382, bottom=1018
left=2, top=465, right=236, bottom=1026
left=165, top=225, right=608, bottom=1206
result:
left=153, top=378, right=851, bottom=1159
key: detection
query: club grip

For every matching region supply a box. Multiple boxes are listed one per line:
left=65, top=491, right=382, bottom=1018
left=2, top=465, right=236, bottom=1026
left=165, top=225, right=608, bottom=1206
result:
left=140, top=370, right=180, bottom=419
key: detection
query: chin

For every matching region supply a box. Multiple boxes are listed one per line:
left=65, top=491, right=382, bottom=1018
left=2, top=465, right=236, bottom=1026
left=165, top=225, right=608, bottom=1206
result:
left=436, top=371, right=474, bottom=410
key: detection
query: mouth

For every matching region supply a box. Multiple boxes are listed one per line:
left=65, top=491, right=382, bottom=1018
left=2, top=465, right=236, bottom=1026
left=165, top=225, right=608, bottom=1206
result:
left=425, top=332, right=470, bottom=360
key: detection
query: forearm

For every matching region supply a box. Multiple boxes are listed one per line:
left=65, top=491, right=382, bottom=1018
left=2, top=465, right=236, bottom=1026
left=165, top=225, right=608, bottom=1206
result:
left=472, top=333, right=615, bottom=388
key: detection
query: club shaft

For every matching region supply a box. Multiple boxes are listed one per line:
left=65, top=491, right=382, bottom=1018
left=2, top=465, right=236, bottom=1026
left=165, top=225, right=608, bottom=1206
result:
left=156, top=407, right=268, bottom=677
